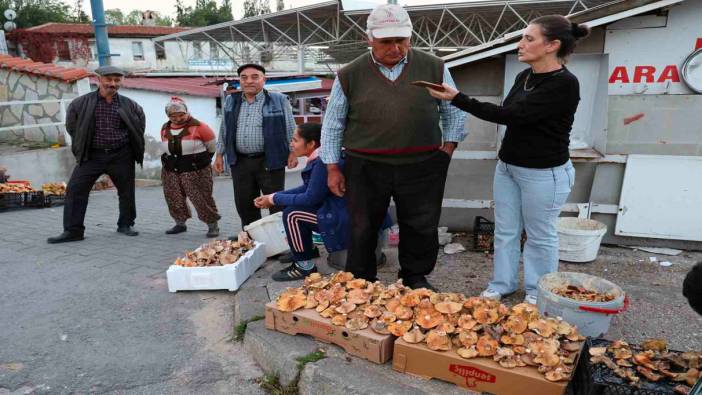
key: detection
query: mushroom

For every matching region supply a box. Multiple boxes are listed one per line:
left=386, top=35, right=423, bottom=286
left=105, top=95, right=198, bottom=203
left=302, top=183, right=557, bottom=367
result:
left=394, top=306, right=414, bottom=321
left=435, top=301, right=463, bottom=315
left=476, top=336, right=499, bottom=357
left=388, top=320, right=412, bottom=337
left=402, top=327, right=426, bottom=344
left=613, top=348, right=633, bottom=360
left=304, top=272, right=322, bottom=286
left=633, top=352, right=657, bottom=370
left=457, top=314, right=478, bottom=330
left=436, top=322, right=456, bottom=334
left=305, top=292, right=319, bottom=309
left=385, top=298, right=401, bottom=313
left=319, top=306, right=336, bottom=318
left=535, top=353, right=561, bottom=367
left=347, top=289, right=370, bottom=305
left=400, top=292, right=421, bottom=307
left=511, top=303, right=540, bottom=322
left=345, top=278, right=367, bottom=289
left=330, top=271, right=354, bottom=284
left=458, top=330, right=479, bottom=347
left=521, top=353, right=539, bottom=366
left=276, top=289, right=307, bottom=312
left=556, top=321, right=574, bottom=336
left=328, top=283, right=347, bottom=303
left=462, top=296, right=484, bottom=310
left=415, top=307, right=443, bottom=329
left=426, top=330, right=451, bottom=351
left=611, top=340, right=629, bottom=349
left=591, top=355, right=620, bottom=371
left=561, top=341, right=582, bottom=353
left=457, top=346, right=480, bottom=359
left=589, top=347, right=608, bottom=357
left=501, top=333, right=525, bottom=346
left=503, top=315, right=528, bottom=334
left=528, top=319, right=556, bottom=338
left=545, top=368, right=569, bottom=382
left=636, top=366, right=662, bottom=382
left=682, top=353, right=700, bottom=370
left=345, top=317, right=369, bottom=331
left=331, top=314, right=347, bottom=326
left=380, top=311, right=397, bottom=324
left=335, top=302, right=357, bottom=315
left=315, top=299, right=330, bottom=313
left=370, top=319, right=390, bottom=335
left=642, top=338, right=668, bottom=353
left=499, top=357, right=519, bottom=369
left=363, top=304, right=383, bottom=319
left=494, top=347, right=515, bottom=361
left=474, top=306, right=499, bottom=325
left=616, top=359, right=634, bottom=367
left=512, top=346, right=527, bottom=355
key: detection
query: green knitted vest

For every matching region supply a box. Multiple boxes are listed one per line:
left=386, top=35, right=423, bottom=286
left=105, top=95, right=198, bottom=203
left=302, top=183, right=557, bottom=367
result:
left=339, top=49, right=444, bottom=164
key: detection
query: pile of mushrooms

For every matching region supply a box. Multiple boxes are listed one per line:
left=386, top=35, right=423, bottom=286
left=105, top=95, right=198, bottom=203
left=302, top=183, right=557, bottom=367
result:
left=174, top=239, right=254, bottom=267
left=276, top=271, right=586, bottom=382
left=589, top=339, right=702, bottom=394
left=552, top=285, right=616, bottom=303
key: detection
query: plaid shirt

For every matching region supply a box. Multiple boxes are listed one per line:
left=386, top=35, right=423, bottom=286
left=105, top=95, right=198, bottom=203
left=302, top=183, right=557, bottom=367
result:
left=320, top=52, right=467, bottom=164
left=92, top=93, right=129, bottom=149
left=235, top=90, right=296, bottom=154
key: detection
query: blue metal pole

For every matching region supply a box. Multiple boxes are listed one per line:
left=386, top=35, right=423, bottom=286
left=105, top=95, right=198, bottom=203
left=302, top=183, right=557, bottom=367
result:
left=89, top=0, right=111, bottom=66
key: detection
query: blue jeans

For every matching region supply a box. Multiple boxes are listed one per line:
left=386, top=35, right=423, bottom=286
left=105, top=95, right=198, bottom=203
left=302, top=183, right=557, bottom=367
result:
left=489, top=160, right=575, bottom=297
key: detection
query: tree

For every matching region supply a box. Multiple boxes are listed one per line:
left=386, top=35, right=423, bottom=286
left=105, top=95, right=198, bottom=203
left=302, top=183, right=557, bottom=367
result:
left=0, top=0, right=73, bottom=28
left=243, top=0, right=271, bottom=18
left=276, top=0, right=284, bottom=12
left=154, top=14, right=173, bottom=27
left=175, top=0, right=233, bottom=27
left=104, top=8, right=125, bottom=25
left=71, top=0, right=89, bottom=23
left=124, top=9, right=142, bottom=25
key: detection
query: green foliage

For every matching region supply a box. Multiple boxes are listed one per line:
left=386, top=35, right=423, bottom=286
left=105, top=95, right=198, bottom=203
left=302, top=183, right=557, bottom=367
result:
left=295, top=349, right=326, bottom=369
left=233, top=315, right=264, bottom=342
left=104, top=9, right=125, bottom=25
left=0, top=0, right=74, bottom=28
left=175, top=0, right=233, bottom=27
left=124, top=10, right=143, bottom=25
left=104, top=9, right=173, bottom=27
left=256, top=373, right=298, bottom=395
left=243, top=0, right=271, bottom=18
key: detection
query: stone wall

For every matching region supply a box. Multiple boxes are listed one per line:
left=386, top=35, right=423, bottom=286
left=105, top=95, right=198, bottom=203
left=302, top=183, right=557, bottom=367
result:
left=0, top=70, right=87, bottom=144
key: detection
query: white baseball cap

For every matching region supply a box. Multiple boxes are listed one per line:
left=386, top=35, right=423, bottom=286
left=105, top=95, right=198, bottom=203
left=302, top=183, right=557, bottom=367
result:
left=366, top=4, right=412, bottom=39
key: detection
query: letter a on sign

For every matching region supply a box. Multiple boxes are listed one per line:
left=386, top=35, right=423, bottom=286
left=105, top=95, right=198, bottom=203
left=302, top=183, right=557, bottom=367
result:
left=609, top=66, right=629, bottom=83
left=657, top=65, right=680, bottom=83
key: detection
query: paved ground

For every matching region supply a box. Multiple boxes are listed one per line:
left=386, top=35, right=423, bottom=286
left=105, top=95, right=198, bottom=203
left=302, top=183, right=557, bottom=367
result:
left=2, top=176, right=701, bottom=394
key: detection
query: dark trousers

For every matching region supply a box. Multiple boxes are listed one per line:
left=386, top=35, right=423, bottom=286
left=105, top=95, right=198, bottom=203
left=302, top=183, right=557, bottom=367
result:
left=344, top=152, right=450, bottom=283
left=230, top=156, right=285, bottom=227
left=64, top=146, right=136, bottom=233
left=282, top=206, right=319, bottom=262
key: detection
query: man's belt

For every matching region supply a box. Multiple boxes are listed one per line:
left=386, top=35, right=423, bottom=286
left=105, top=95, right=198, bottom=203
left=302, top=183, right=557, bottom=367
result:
left=237, top=152, right=265, bottom=159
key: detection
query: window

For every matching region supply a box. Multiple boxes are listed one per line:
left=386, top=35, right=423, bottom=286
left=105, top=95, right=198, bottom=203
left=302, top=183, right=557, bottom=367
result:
left=209, top=42, right=218, bottom=59
left=132, top=41, right=144, bottom=61
left=193, top=42, right=203, bottom=59
left=155, top=43, right=166, bottom=60
left=57, top=41, right=71, bottom=61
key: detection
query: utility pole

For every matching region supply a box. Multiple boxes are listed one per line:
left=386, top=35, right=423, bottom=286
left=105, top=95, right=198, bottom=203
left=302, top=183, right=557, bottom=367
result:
left=90, top=0, right=111, bottom=66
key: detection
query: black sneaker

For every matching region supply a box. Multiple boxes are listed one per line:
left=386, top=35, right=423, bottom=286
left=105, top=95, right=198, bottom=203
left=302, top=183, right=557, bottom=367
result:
left=165, top=224, right=187, bottom=234
left=278, top=247, right=320, bottom=263
left=405, top=278, right=438, bottom=292
left=272, top=263, right=318, bottom=282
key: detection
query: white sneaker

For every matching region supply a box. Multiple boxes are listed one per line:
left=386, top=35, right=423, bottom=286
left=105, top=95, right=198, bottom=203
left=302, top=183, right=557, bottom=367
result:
left=480, top=288, right=501, bottom=300
left=524, top=294, right=538, bottom=305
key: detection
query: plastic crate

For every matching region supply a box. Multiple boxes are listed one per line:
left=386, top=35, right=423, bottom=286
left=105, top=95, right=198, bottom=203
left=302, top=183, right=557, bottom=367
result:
left=471, top=216, right=527, bottom=253
left=0, top=192, right=24, bottom=210
left=472, top=216, right=495, bottom=252
left=572, top=338, right=695, bottom=395
left=24, top=191, right=45, bottom=208
left=44, top=193, right=66, bottom=207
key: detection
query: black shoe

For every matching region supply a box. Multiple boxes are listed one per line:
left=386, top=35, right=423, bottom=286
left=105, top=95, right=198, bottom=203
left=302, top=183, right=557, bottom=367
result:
left=278, top=247, right=320, bottom=263
left=165, top=224, right=187, bottom=234
left=117, top=226, right=139, bottom=236
left=47, top=231, right=84, bottom=244
left=272, top=263, right=318, bottom=282
left=405, top=278, right=438, bottom=292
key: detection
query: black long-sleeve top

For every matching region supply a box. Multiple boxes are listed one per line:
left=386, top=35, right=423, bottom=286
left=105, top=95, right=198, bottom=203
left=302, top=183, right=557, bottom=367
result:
left=451, top=66, right=580, bottom=168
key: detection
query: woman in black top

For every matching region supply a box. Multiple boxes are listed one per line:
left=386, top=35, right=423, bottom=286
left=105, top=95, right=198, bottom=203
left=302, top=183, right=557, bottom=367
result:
left=426, top=15, right=589, bottom=305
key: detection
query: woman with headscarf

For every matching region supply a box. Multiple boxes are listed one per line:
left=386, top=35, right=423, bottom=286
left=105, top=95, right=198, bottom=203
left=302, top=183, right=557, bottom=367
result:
left=160, top=96, right=221, bottom=237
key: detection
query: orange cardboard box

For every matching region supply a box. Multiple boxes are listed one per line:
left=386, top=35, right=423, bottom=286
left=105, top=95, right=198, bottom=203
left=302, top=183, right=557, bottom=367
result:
left=393, top=338, right=577, bottom=395
left=265, top=302, right=395, bottom=364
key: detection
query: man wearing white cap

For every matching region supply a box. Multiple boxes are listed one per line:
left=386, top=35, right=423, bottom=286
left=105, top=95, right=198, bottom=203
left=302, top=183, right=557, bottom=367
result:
left=320, top=4, right=467, bottom=290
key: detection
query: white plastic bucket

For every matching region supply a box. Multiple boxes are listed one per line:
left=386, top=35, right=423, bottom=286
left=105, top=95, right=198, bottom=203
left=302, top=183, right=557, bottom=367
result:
left=537, top=272, right=628, bottom=338
left=244, top=212, right=288, bottom=257
left=558, top=217, right=607, bottom=263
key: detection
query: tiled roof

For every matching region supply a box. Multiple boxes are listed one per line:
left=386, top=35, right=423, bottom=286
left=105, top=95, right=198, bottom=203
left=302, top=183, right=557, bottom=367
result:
left=0, top=54, right=92, bottom=82
left=22, top=23, right=189, bottom=38
left=90, top=76, right=222, bottom=98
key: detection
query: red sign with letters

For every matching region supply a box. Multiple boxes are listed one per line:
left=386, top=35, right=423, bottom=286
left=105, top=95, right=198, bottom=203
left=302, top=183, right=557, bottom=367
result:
left=449, top=364, right=497, bottom=388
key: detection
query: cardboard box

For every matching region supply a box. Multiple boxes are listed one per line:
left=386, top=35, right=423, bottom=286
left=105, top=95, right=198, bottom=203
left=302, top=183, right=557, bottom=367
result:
left=393, top=338, right=576, bottom=395
left=166, top=241, right=266, bottom=292
left=265, top=302, right=395, bottom=364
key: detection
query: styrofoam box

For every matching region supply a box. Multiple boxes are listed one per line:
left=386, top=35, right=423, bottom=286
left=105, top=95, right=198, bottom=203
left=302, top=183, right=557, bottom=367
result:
left=166, top=241, right=267, bottom=292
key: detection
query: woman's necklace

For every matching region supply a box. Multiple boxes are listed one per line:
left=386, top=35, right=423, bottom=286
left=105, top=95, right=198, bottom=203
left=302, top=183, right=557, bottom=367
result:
left=523, top=68, right=565, bottom=92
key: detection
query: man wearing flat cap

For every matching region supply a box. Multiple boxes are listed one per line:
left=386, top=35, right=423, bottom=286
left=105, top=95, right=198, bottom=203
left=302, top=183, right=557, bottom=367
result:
left=48, top=66, right=146, bottom=243
left=320, top=4, right=467, bottom=290
left=214, top=63, right=297, bottom=233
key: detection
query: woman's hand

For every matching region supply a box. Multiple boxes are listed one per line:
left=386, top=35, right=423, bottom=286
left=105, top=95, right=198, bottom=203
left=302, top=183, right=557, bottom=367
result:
left=426, top=83, right=459, bottom=101
left=254, top=194, right=275, bottom=209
